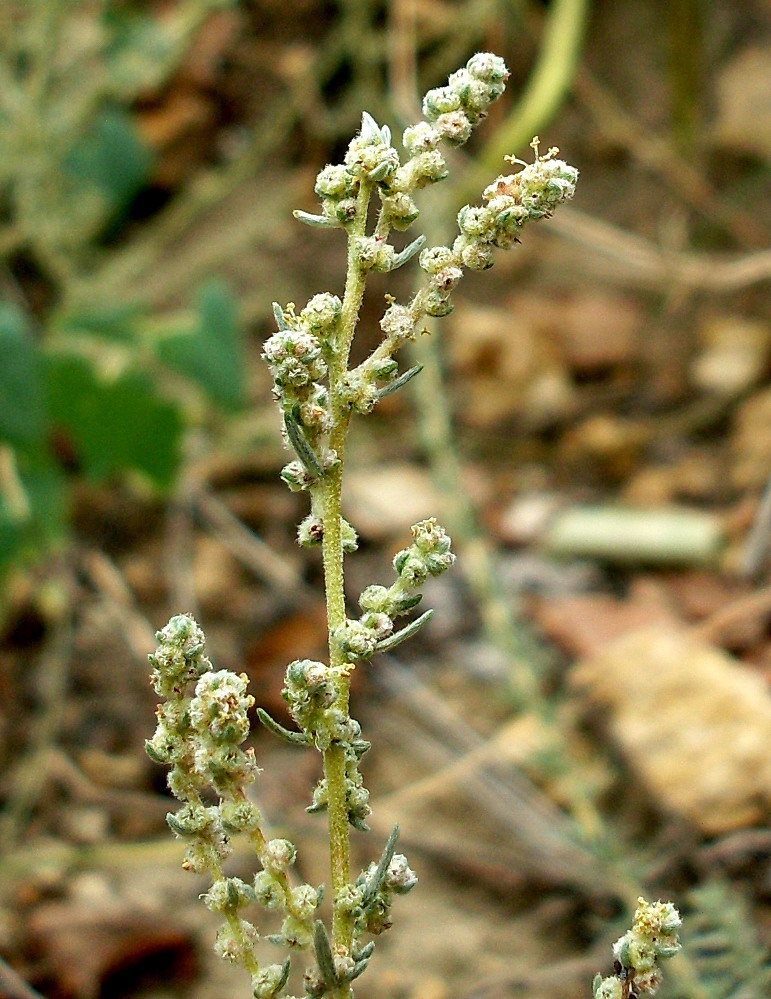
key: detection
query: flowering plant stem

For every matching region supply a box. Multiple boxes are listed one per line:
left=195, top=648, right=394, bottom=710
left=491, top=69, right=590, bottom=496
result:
left=315, top=180, right=374, bottom=949
left=148, top=52, right=581, bottom=999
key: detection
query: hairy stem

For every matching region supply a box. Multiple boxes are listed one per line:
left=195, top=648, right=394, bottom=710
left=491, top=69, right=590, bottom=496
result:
left=317, top=180, right=373, bottom=955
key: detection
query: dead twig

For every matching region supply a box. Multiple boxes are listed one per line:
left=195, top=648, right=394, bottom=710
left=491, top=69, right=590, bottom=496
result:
left=553, top=207, right=771, bottom=291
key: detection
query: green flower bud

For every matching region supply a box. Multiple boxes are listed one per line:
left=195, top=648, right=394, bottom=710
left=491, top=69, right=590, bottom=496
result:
left=434, top=110, right=473, bottom=146
left=423, top=291, right=454, bottom=317
left=214, top=919, right=260, bottom=964
left=203, top=877, right=254, bottom=913
left=253, top=870, right=284, bottom=909
left=314, top=163, right=353, bottom=199
left=333, top=619, right=379, bottom=662
left=380, top=303, right=415, bottom=340
left=251, top=962, right=289, bottom=999
left=384, top=853, right=418, bottom=894
left=466, top=52, right=509, bottom=84
left=419, top=245, right=454, bottom=274
left=407, top=150, right=448, bottom=187
left=402, top=121, right=439, bottom=154
left=459, top=241, right=495, bottom=270
left=422, top=85, right=461, bottom=119
left=263, top=838, right=297, bottom=871
left=300, top=293, right=342, bottom=336
left=381, top=192, right=420, bottom=230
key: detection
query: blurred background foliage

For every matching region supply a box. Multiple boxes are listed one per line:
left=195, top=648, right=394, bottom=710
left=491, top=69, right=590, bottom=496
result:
left=1, top=2, right=771, bottom=999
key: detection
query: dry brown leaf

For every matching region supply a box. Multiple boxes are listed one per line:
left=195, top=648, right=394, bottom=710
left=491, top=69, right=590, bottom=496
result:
left=712, top=45, right=771, bottom=160
left=691, top=314, right=771, bottom=396
left=533, top=580, right=680, bottom=658
left=344, top=464, right=442, bottom=539
left=447, top=300, right=573, bottom=428
left=572, top=626, right=771, bottom=833
left=731, top=386, right=771, bottom=489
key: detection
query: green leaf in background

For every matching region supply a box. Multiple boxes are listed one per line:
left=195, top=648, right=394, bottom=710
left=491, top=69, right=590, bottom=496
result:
left=156, top=279, right=246, bottom=411
left=0, top=302, right=46, bottom=446
left=65, top=107, right=152, bottom=218
left=45, top=355, right=183, bottom=490
left=56, top=301, right=147, bottom=343
left=0, top=448, right=66, bottom=578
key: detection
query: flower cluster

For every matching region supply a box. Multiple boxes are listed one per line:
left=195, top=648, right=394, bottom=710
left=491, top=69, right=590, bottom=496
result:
left=593, top=897, right=682, bottom=999
left=351, top=139, right=578, bottom=399
left=333, top=519, right=456, bottom=664
left=146, top=615, right=321, bottom=997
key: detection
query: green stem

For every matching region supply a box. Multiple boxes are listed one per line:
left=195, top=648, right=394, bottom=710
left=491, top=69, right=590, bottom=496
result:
left=315, top=180, right=373, bottom=955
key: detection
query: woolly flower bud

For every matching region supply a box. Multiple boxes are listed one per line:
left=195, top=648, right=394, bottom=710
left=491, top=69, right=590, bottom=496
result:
left=445, top=68, right=495, bottom=117
left=190, top=670, right=254, bottom=745
left=360, top=611, right=393, bottom=641
left=280, top=459, right=313, bottom=492
left=336, top=883, right=366, bottom=914
left=285, top=658, right=335, bottom=695
left=423, top=290, right=453, bottom=318
left=297, top=513, right=324, bottom=547
left=345, top=129, right=400, bottom=182
left=594, top=980, right=622, bottom=999
left=220, top=798, right=261, bottom=834
left=315, top=163, right=353, bottom=199
left=263, top=838, right=297, bottom=872
left=359, top=584, right=391, bottom=614
left=332, top=197, right=358, bottom=225
left=434, top=110, right=473, bottom=146
left=203, top=877, right=254, bottom=913
left=262, top=329, right=326, bottom=388
left=394, top=519, right=456, bottom=585
left=253, top=870, right=284, bottom=909
left=334, top=619, right=380, bottom=663
left=371, top=243, right=397, bottom=273
left=430, top=265, right=463, bottom=294
left=149, top=614, right=211, bottom=696
left=380, top=303, right=415, bottom=340
left=413, top=518, right=454, bottom=560
left=252, top=963, right=288, bottom=999
left=419, top=245, right=454, bottom=274
left=346, top=781, right=371, bottom=825
left=633, top=898, right=682, bottom=938
left=280, top=913, right=314, bottom=950
left=300, top=293, right=342, bottom=336
left=346, top=370, right=380, bottom=414
left=384, top=854, right=418, bottom=894
left=340, top=516, right=359, bottom=553
left=484, top=157, right=579, bottom=220
left=214, top=919, right=260, bottom=964
left=402, top=121, right=439, bottom=154
left=466, top=51, right=509, bottom=84
left=458, top=204, right=493, bottom=238
left=380, top=192, right=420, bottom=231
left=371, top=357, right=398, bottom=381
left=422, top=85, right=461, bottom=120
left=290, top=883, right=319, bottom=917
left=406, top=149, right=448, bottom=187
left=459, top=241, right=494, bottom=270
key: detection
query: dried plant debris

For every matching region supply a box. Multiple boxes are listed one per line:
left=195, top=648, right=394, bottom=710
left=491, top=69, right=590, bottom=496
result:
left=572, top=627, right=771, bottom=833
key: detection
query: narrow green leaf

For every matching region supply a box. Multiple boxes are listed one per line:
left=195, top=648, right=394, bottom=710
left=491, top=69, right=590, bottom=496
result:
left=374, top=609, right=433, bottom=654
left=313, top=920, right=338, bottom=987
left=362, top=825, right=399, bottom=905
left=284, top=413, right=324, bottom=477
left=256, top=708, right=309, bottom=746
left=376, top=364, right=423, bottom=401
